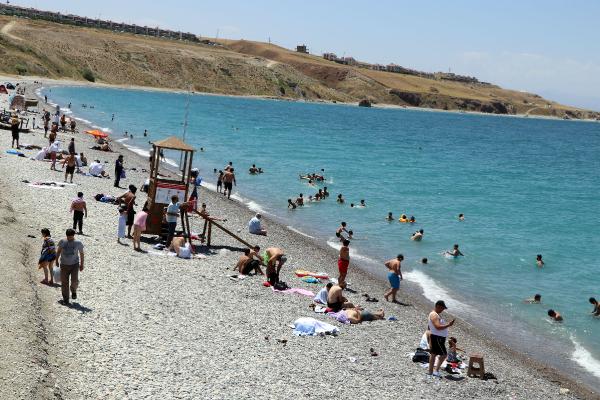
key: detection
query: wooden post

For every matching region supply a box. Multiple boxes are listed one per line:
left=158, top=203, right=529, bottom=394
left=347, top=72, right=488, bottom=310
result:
left=207, top=221, right=212, bottom=247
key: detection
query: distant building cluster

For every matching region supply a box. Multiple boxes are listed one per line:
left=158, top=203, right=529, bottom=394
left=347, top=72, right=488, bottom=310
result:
left=321, top=51, right=487, bottom=85
left=0, top=3, right=198, bottom=42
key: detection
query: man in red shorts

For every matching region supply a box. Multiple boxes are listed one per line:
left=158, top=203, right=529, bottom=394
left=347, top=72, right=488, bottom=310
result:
left=338, top=239, right=350, bottom=285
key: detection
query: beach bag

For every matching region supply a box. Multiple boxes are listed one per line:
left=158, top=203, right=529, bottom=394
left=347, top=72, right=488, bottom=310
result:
left=273, top=281, right=289, bottom=291
left=52, top=266, right=61, bottom=284
left=412, top=348, right=430, bottom=363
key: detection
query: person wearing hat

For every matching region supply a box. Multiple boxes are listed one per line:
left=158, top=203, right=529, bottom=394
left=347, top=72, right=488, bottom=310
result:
left=10, top=114, right=20, bottom=148
left=427, top=300, right=455, bottom=378
left=248, top=213, right=267, bottom=236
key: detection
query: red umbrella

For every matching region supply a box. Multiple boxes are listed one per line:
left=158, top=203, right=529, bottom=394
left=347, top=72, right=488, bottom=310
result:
left=85, top=129, right=109, bottom=138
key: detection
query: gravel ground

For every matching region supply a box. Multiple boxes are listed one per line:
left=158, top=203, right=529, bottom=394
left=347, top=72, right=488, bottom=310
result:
left=0, top=80, right=595, bottom=399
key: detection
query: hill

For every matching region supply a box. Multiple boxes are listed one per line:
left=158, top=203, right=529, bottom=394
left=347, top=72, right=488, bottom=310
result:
left=0, top=15, right=597, bottom=119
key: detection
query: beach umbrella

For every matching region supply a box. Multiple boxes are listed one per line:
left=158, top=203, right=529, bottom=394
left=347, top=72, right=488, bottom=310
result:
left=85, top=129, right=109, bottom=138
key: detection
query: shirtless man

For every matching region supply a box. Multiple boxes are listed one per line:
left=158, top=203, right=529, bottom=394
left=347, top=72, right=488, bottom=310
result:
left=264, top=247, right=287, bottom=285
left=548, top=309, right=563, bottom=322
left=235, top=247, right=264, bottom=276
left=337, top=194, right=345, bottom=204
left=116, top=185, right=137, bottom=239
left=446, top=244, right=464, bottom=257
left=384, top=255, right=403, bottom=303
left=338, top=239, right=350, bottom=285
left=62, top=153, right=77, bottom=183
left=335, top=222, right=348, bottom=240
left=536, top=254, right=544, bottom=267
left=296, top=194, right=304, bottom=206
left=411, top=229, right=424, bottom=241
left=222, top=168, right=236, bottom=199
left=326, top=283, right=354, bottom=312
left=216, top=170, right=224, bottom=193
left=249, top=164, right=259, bottom=174
left=345, top=307, right=385, bottom=324
left=386, top=212, right=394, bottom=221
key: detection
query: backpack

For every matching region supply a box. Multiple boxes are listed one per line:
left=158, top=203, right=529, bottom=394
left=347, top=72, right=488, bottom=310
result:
left=412, top=348, right=430, bottom=363
left=273, top=281, right=289, bottom=291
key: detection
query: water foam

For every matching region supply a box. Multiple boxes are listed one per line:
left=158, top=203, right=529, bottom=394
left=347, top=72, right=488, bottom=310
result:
left=287, top=226, right=315, bottom=239
left=403, top=270, right=472, bottom=311
left=571, top=335, right=600, bottom=379
left=91, top=125, right=112, bottom=133
left=74, top=117, right=92, bottom=124
left=326, top=239, right=378, bottom=263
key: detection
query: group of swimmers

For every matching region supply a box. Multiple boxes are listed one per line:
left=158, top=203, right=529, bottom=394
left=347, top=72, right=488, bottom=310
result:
left=524, top=294, right=600, bottom=322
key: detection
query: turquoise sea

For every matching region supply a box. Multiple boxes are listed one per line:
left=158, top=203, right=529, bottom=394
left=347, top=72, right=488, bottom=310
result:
left=41, top=86, right=600, bottom=387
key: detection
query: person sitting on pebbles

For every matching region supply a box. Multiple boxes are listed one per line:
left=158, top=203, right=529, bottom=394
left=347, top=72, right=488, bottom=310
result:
left=235, top=248, right=264, bottom=276
left=169, top=236, right=193, bottom=259
left=326, top=282, right=355, bottom=312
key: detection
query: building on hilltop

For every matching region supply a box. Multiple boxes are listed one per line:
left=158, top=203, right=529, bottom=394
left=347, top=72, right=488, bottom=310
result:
left=323, top=52, right=338, bottom=61
left=296, top=44, right=309, bottom=54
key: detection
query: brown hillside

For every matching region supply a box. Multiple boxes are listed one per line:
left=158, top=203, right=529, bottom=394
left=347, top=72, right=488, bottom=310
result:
left=0, top=16, right=596, bottom=119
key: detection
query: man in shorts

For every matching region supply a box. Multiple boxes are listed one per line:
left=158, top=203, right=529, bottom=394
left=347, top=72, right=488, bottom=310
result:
left=338, top=239, right=350, bottom=285
left=62, top=153, right=77, bottom=183
left=117, top=185, right=137, bottom=239
left=326, top=283, right=354, bottom=312
left=222, top=168, right=236, bottom=199
left=264, top=247, right=286, bottom=285
left=427, top=300, right=455, bottom=378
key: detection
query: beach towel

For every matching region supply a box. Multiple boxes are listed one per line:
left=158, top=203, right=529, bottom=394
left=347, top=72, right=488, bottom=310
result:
left=291, top=317, right=339, bottom=336
left=314, top=287, right=328, bottom=304
left=271, top=287, right=314, bottom=297
left=301, top=276, right=320, bottom=284
left=327, top=310, right=350, bottom=324
left=28, top=183, right=65, bottom=190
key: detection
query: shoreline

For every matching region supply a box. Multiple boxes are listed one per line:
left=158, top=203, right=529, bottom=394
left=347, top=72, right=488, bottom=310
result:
left=4, top=72, right=600, bottom=123
left=34, top=80, right=600, bottom=397
left=0, top=79, right=596, bottom=398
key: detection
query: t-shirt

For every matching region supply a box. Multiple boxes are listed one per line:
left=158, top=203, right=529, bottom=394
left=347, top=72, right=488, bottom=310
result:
left=248, top=217, right=261, bottom=233
left=58, top=239, right=84, bottom=265
left=166, top=202, right=180, bottom=223
left=89, top=162, right=104, bottom=176
left=134, top=211, right=148, bottom=229
left=48, top=142, right=60, bottom=153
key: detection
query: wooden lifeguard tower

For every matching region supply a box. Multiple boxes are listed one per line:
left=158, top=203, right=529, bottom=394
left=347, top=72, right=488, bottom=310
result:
left=145, top=136, right=195, bottom=238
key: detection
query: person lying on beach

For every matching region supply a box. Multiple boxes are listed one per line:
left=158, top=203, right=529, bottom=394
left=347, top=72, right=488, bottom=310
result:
left=548, top=309, right=563, bottom=322
left=235, top=248, right=264, bottom=276
left=287, top=199, right=297, bottom=209
left=536, top=254, right=544, bottom=267
left=445, top=244, right=464, bottom=257
left=337, top=194, right=344, bottom=204
left=411, top=229, right=424, bottom=241
left=589, top=298, right=600, bottom=316
left=314, top=282, right=333, bottom=304
left=38, top=228, right=57, bottom=285
left=264, top=247, right=287, bottom=285
left=89, top=161, right=109, bottom=178
left=327, top=283, right=354, bottom=312
left=386, top=212, right=394, bottom=221
left=169, top=237, right=192, bottom=259
left=524, top=294, right=542, bottom=304
left=249, top=213, right=267, bottom=235
left=296, top=194, right=304, bottom=206
left=338, top=239, right=350, bottom=285
left=345, top=307, right=385, bottom=324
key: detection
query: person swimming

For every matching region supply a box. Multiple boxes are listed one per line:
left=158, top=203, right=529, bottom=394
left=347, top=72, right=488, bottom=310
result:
left=287, top=199, right=297, bottom=209
left=359, top=199, right=366, bottom=207
left=525, top=294, right=542, bottom=304
left=411, top=229, right=424, bottom=241
left=386, top=212, right=394, bottom=221
left=445, top=244, right=464, bottom=257
left=548, top=309, right=563, bottom=322
left=336, top=222, right=348, bottom=239
left=337, top=194, right=344, bottom=204
left=421, top=257, right=428, bottom=264
left=399, top=214, right=408, bottom=223
left=409, top=216, right=416, bottom=223
left=536, top=254, right=544, bottom=267
left=458, top=213, right=465, bottom=221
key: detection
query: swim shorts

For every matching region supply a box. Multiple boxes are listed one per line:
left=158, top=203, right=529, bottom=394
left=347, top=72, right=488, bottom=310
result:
left=338, top=258, right=349, bottom=274
left=327, top=301, right=343, bottom=312
left=430, top=334, right=447, bottom=356
left=126, top=208, right=136, bottom=226
left=388, top=271, right=400, bottom=289
left=224, top=182, right=233, bottom=191
left=360, top=310, right=374, bottom=322
left=66, top=165, right=75, bottom=174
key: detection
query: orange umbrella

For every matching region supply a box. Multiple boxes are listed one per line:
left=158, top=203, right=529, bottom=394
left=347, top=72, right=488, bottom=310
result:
left=85, top=129, right=109, bottom=138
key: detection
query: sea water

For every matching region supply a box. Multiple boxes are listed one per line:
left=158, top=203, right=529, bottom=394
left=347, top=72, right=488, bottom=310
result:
left=42, top=86, right=600, bottom=386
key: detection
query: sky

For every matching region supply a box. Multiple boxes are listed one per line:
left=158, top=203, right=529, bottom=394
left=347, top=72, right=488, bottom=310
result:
left=10, top=0, right=600, bottom=110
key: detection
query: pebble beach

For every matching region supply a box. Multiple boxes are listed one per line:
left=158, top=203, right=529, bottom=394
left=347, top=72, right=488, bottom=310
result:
left=0, top=79, right=596, bottom=399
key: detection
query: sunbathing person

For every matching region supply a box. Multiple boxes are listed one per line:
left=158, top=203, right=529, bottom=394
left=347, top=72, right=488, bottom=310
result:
left=345, top=307, right=385, bottom=324
left=169, top=236, right=192, bottom=259
left=326, top=283, right=354, bottom=312
left=235, top=248, right=264, bottom=275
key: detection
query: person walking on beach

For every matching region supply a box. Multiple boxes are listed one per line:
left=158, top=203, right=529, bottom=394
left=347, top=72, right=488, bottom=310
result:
left=165, top=195, right=180, bottom=246
left=70, top=192, right=88, bottom=235
left=114, top=155, right=124, bottom=188
left=117, top=185, right=137, bottom=238
left=38, top=228, right=57, bottom=285
left=10, top=114, right=20, bottom=148
left=62, top=153, right=76, bottom=183
left=222, top=168, right=236, bottom=199
left=384, top=254, right=403, bottom=303
left=427, top=300, right=455, bottom=378
left=132, top=203, right=148, bottom=251
left=216, top=170, right=224, bottom=193
left=338, top=239, right=350, bottom=285
left=56, top=229, right=85, bottom=306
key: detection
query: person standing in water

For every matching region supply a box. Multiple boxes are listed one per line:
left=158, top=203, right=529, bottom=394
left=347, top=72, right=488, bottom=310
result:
left=536, top=254, right=544, bottom=267
left=222, top=168, right=236, bottom=199
left=384, top=254, right=403, bottom=303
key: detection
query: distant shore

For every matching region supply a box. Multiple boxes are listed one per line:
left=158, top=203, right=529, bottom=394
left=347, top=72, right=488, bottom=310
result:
left=0, top=78, right=597, bottom=399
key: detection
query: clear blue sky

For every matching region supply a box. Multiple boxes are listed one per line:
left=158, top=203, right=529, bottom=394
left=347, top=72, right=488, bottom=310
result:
left=12, top=0, right=600, bottom=110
